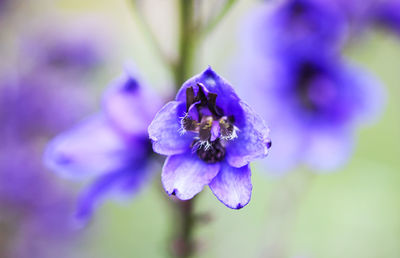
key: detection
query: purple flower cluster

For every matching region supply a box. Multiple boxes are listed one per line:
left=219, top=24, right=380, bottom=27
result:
left=236, top=0, right=383, bottom=174
left=149, top=67, right=271, bottom=209
left=45, top=69, right=162, bottom=220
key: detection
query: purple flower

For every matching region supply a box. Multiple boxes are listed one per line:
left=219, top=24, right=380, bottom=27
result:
left=236, top=48, right=383, bottom=174
left=243, top=0, right=347, bottom=56
left=45, top=69, right=161, bottom=220
left=148, top=67, right=271, bottom=209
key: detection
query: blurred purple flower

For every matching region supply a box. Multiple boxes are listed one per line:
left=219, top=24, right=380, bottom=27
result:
left=45, top=69, right=162, bottom=220
left=237, top=48, right=383, bottom=174
left=20, top=21, right=107, bottom=80
left=372, top=0, right=400, bottom=35
left=0, top=74, right=87, bottom=257
left=234, top=0, right=384, bottom=174
left=0, top=17, right=110, bottom=257
left=0, top=74, right=89, bottom=141
left=0, top=141, right=78, bottom=258
left=244, top=0, right=347, bottom=55
left=148, top=67, right=271, bottom=209
left=334, top=0, right=400, bottom=36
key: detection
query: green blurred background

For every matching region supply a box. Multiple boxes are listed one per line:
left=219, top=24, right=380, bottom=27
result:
left=3, top=0, right=400, bottom=257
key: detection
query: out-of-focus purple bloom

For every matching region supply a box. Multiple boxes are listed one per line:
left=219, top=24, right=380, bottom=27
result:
left=28, top=36, right=101, bottom=75
left=0, top=17, right=109, bottom=257
left=0, top=74, right=89, bottom=141
left=0, top=141, right=78, bottom=258
left=372, top=0, right=400, bottom=35
left=235, top=0, right=384, bottom=174
left=20, top=21, right=107, bottom=80
left=334, top=0, right=400, bottom=37
left=237, top=48, right=382, bottom=174
left=0, top=74, right=87, bottom=257
left=244, top=0, right=347, bottom=55
left=148, top=67, right=271, bottom=209
left=45, top=69, right=162, bottom=220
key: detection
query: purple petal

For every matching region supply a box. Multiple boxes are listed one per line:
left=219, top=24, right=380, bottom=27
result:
left=343, top=63, right=385, bottom=126
left=258, top=122, right=304, bottom=176
left=102, top=70, right=162, bottom=136
left=209, top=162, right=252, bottom=209
left=175, top=66, right=244, bottom=120
left=148, top=101, right=194, bottom=156
left=226, top=101, right=271, bottom=168
left=304, top=128, right=354, bottom=171
left=162, top=152, right=220, bottom=200
left=76, top=166, right=150, bottom=221
left=44, top=114, right=132, bottom=178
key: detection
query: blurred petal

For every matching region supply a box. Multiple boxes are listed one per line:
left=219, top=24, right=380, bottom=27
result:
left=304, top=128, right=354, bottom=171
left=226, top=101, right=271, bottom=168
left=209, top=162, right=252, bottom=209
left=45, top=114, right=131, bottom=178
left=162, top=152, right=220, bottom=200
left=76, top=166, right=149, bottom=221
left=258, top=122, right=304, bottom=176
left=103, top=70, right=162, bottom=136
left=345, top=63, right=385, bottom=126
left=148, top=101, right=194, bottom=156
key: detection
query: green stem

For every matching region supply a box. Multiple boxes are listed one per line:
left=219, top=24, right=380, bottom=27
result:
left=168, top=0, right=237, bottom=256
left=173, top=0, right=197, bottom=88
left=170, top=1, right=197, bottom=256
left=201, top=0, right=238, bottom=38
left=173, top=199, right=196, bottom=258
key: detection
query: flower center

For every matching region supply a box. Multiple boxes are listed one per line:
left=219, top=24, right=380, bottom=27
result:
left=193, top=138, right=226, bottom=164
left=180, top=83, right=239, bottom=163
left=296, top=62, right=337, bottom=112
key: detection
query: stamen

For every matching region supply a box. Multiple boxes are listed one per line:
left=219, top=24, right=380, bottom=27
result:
left=206, top=93, right=223, bottom=117
left=190, top=138, right=212, bottom=153
left=186, top=87, right=195, bottom=111
left=180, top=113, right=199, bottom=135
left=219, top=116, right=239, bottom=140
left=199, top=116, right=213, bottom=141
left=196, top=83, right=209, bottom=104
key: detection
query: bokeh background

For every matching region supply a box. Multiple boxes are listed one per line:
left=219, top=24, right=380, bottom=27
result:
left=1, top=0, right=400, bottom=257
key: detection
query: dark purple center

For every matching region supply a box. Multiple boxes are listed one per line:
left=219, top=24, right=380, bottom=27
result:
left=296, top=62, right=337, bottom=111
left=182, top=84, right=238, bottom=164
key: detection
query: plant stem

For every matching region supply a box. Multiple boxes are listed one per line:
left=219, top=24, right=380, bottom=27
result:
left=173, top=199, right=196, bottom=258
left=169, top=0, right=237, bottom=256
left=201, top=0, right=238, bottom=38
left=173, top=0, right=197, bottom=88
left=169, top=1, right=197, bottom=256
